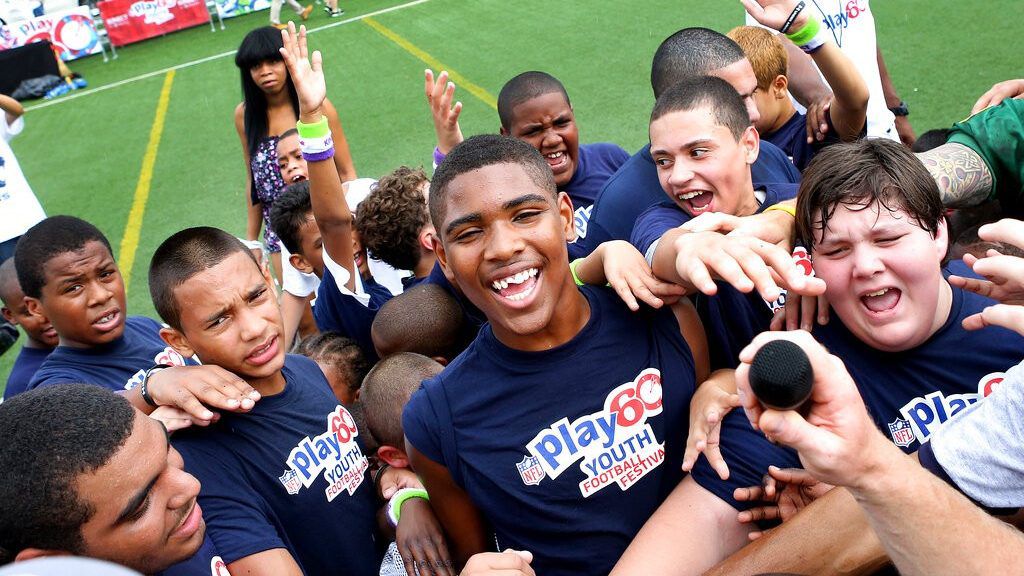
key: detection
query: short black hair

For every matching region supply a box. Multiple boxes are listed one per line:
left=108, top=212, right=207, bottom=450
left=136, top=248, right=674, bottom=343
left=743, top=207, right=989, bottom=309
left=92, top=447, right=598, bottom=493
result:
left=355, top=166, right=430, bottom=272
left=497, top=71, right=571, bottom=130
left=429, top=134, right=556, bottom=229
left=651, top=27, right=746, bottom=99
left=796, top=139, right=945, bottom=252
left=270, top=181, right=313, bottom=255
left=360, top=352, right=443, bottom=449
left=149, top=227, right=258, bottom=331
left=651, top=75, right=750, bottom=140
left=278, top=127, right=299, bottom=141
left=296, top=331, right=371, bottom=397
left=0, top=385, right=135, bottom=563
left=0, top=258, right=21, bottom=308
left=911, top=128, right=951, bottom=153
left=371, top=283, right=467, bottom=361
left=14, top=216, right=113, bottom=300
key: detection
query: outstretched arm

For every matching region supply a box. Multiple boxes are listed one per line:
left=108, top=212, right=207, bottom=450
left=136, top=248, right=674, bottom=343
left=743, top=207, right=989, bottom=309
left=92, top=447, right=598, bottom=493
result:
left=917, top=143, right=993, bottom=208
left=278, top=24, right=357, bottom=292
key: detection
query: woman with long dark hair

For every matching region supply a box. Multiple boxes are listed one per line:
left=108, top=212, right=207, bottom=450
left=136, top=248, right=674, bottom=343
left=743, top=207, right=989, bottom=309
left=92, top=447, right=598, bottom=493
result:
left=234, top=26, right=356, bottom=279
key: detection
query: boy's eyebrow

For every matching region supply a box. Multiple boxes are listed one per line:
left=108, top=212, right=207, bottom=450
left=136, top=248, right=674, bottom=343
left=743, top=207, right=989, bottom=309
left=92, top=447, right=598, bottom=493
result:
left=115, top=429, right=169, bottom=524
left=443, top=193, right=549, bottom=236
left=651, top=137, right=716, bottom=156
left=204, top=304, right=230, bottom=325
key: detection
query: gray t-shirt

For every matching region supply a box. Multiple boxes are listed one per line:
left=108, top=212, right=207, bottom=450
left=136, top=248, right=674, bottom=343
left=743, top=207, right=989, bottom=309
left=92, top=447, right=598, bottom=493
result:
left=928, top=360, right=1024, bottom=508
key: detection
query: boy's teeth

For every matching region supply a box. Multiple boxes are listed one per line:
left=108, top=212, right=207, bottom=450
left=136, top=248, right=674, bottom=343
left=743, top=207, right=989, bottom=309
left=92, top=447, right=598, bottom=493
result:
left=678, top=190, right=703, bottom=200
left=546, top=152, right=563, bottom=159
left=491, top=268, right=538, bottom=290
left=866, top=288, right=889, bottom=297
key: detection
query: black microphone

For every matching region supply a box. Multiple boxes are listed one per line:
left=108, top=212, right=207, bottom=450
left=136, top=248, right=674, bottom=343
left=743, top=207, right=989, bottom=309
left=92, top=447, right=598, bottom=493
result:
left=749, top=339, right=814, bottom=410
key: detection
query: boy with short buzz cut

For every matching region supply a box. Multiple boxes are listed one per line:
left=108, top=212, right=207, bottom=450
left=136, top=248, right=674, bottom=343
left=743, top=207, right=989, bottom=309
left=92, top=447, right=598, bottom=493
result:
left=427, top=68, right=630, bottom=242
left=729, top=0, right=868, bottom=170
left=371, top=283, right=467, bottom=365
left=633, top=75, right=820, bottom=370
left=612, top=138, right=1024, bottom=575
left=355, top=166, right=436, bottom=286
left=13, top=216, right=258, bottom=422
left=149, top=225, right=380, bottom=576
left=402, top=133, right=707, bottom=575
left=0, top=257, right=57, bottom=399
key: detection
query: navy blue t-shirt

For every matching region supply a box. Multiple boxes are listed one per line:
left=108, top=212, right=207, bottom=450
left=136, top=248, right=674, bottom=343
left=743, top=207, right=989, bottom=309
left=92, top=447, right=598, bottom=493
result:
left=403, top=286, right=696, bottom=576
left=762, top=109, right=847, bottom=172
left=581, top=141, right=800, bottom=254
left=29, top=316, right=191, bottom=392
left=157, top=535, right=226, bottom=576
left=173, top=354, right=379, bottom=575
left=313, top=268, right=393, bottom=363
left=3, top=345, right=52, bottom=400
left=564, top=142, right=630, bottom=240
left=691, top=278, right=1024, bottom=510
left=631, top=183, right=798, bottom=370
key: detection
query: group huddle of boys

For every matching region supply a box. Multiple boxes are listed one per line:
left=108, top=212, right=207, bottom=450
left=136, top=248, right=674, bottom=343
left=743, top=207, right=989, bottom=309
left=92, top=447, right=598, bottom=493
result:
left=4, top=4, right=1024, bottom=575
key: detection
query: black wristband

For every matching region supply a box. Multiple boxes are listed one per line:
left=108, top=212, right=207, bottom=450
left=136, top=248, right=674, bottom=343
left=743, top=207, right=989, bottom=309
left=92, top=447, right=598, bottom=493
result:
left=780, top=0, right=806, bottom=34
left=372, top=462, right=391, bottom=494
left=140, top=364, right=172, bottom=408
left=889, top=101, right=910, bottom=117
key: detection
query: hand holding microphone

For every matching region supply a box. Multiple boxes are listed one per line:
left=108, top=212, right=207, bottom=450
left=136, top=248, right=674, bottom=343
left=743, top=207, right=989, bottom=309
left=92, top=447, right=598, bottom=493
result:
left=736, top=332, right=889, bottom=490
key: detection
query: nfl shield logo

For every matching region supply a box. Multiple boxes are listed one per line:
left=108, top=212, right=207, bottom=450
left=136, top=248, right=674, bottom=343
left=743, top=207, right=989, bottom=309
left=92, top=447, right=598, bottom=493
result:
left=279, top=469, right=302, bottom=495
left=516, top=455, right=546, bottom=486
left=888, top=418, right=916, bottom=448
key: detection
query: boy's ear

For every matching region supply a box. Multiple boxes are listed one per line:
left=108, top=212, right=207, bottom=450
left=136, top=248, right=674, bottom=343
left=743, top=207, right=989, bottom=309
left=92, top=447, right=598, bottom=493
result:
left=159, top=326, right=196, bottom=359
left=24, top=296, right=45, bottom=319
left=557, top=191, right=577, bottom=242
left=772, top=75, right=789, bottom=98
left=289, top=253, right=314, bottom=275
left=431, top=355, right=449, bottom=367
left=934, top=216, right=950, bottom=257
left=377, top=445, right=410, bottom=468
left=431, top=235, right=456, bottom=284
left=418, top=227, right=436, bottom=254
left=499, top=125, right=509, bottom=136
left=741, top=125, right=760, bottom=165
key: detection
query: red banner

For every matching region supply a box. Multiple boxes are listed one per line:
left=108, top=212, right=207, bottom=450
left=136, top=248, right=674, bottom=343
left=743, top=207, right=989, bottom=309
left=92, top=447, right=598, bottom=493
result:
left=98, top=0, right=210, bottom=47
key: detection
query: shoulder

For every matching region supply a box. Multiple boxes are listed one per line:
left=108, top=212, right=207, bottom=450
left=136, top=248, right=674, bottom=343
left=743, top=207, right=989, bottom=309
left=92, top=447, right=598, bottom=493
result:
left=758, top=182, right=799, bottom=205
left=582, top=142, right=630, bottom=162
left=234, top=102, right=246, bottom=125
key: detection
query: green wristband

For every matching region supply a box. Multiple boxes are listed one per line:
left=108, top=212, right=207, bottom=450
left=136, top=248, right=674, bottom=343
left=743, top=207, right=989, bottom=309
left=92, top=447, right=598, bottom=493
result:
left=785, top=15, right=820, bottom=46
left=569, top=258, right=585, bottom=287
left=387, top=487, right=429, bottom=527
left=296, top=116, right=330, bottom=139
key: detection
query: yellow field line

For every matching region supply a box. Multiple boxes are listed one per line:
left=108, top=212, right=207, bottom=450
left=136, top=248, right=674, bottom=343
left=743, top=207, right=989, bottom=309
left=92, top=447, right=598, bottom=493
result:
left=362, top=17, right=497, bottom=111
left=118, top=70, right=175, bottom=293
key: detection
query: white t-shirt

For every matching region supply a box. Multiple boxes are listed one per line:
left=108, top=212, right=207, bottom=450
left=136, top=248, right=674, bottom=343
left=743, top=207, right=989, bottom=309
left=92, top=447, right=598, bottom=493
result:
left=746, top=0, right=898, bottom=141
left=0, top=114, right=46, bottom=243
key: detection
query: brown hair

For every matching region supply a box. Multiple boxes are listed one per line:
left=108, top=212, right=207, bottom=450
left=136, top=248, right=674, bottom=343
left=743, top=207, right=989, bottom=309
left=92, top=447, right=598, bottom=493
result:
left=727, top=26, right=787, bottom=91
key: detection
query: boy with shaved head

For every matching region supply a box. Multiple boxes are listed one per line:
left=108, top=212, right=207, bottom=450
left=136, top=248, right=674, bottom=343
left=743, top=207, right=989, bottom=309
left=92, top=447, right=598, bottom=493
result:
left=0, top=258, right=57, bottom=399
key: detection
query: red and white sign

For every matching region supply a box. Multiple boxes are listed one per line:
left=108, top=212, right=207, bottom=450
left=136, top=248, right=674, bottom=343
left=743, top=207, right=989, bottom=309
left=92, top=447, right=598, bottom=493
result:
left=98, top=0, right=209, bottom=47
left=0, top=7, right=103, bottom=61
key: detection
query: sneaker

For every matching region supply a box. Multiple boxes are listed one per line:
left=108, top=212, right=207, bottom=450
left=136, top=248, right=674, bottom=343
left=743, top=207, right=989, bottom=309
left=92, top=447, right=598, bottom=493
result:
left=301, top=4, right=313, bottom=20
left=272, top=22, right=287, bottom=29
left=323, top=5, right=331, bottom=13
left=329, top=8, right=344, bottom=17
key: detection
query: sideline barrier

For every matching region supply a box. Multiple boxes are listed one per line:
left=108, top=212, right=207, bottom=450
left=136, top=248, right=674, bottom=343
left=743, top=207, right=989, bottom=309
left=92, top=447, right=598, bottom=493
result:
left=97, top=0, right=211, bottom=47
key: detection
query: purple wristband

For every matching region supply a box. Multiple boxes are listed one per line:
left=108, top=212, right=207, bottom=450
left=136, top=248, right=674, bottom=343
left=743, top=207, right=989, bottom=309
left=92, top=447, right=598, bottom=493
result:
left=302, top=148, right=335, bottom=163
left=433, top=146, right=447, bottom=166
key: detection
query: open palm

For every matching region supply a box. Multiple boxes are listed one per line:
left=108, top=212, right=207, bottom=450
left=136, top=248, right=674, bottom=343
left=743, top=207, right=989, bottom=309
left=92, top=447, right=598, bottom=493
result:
left=279, top=23, right=327, bottom=117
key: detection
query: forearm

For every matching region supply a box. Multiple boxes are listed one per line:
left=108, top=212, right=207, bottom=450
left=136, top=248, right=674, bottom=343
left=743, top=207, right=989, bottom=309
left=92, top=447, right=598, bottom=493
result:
left=247, top=200, right=263, bottom=241
left=0, top=94, right=24, bottom=122
left=782, top=39, right=832, bottom=108
left=650, top=229, right=694, bottom=290
left=876, top=46, right=903, bottom=109
left=809, top=43, right=868, bottom=139
left=853, top=448, right=1023, bottom=576
left=917, top=143, right=993, bottom=208
left=706, top=487, right=888, bottom=576
left=279, top=291, right=308, bottom=351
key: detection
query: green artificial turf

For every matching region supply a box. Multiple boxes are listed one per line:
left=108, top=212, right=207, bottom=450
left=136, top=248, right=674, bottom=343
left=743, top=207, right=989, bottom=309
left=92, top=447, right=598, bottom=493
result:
left=2, top=0, right=1021, bottom=390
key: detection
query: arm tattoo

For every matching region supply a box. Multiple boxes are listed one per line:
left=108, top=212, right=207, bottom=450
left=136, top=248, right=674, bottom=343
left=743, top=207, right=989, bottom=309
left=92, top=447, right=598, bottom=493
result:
left=918, top=143, right=994, bottom=208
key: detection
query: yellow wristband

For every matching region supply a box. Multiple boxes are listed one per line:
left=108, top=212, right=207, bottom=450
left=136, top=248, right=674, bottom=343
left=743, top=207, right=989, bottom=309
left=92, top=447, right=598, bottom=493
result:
left=569, top=258, right=585, bottom=287
left=765, top=203, right=796, bottom=218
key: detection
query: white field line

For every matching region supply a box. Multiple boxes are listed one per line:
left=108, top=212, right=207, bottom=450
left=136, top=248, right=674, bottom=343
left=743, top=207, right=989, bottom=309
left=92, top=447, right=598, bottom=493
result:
left=24, top=0, right=433, bottom=111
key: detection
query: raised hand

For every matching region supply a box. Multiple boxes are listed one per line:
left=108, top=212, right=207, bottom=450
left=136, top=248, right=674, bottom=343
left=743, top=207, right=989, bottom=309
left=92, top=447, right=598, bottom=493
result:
left=740, top=0, right=809, bottom=32
left=425, top=69, right=464, bottom=154
left=279, top=23, right=327, bottom=120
